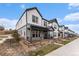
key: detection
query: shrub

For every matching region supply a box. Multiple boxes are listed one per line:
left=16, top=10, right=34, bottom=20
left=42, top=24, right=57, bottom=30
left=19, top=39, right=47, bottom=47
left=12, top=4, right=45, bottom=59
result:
left=4, top=31, right=11, bottom=34
left=12, top=30, right=20, bottom=43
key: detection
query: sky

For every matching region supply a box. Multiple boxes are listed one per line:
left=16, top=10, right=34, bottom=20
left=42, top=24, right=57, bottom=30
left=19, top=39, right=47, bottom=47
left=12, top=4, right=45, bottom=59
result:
left=0, top=3, right=79, bottom=34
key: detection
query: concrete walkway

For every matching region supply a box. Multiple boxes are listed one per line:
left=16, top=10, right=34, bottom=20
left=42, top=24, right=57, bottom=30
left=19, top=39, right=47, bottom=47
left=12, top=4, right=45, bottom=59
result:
left=0, top=34, right=13, bottom=44
left=46, top=38, right=79, bottom=56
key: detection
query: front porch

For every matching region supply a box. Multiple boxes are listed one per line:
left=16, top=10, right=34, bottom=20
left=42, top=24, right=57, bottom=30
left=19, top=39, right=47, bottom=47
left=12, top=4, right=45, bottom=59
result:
left=27, top=24, right=49, bottom=42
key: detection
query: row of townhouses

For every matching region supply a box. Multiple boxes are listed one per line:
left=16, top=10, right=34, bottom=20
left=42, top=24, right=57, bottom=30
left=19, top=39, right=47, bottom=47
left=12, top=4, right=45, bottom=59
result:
left=16, top=7, right=77, bottom=42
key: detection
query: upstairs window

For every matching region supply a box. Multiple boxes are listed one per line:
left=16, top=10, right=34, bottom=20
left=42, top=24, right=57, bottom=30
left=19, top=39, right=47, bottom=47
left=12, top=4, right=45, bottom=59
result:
left=54, top=24, right=57, bottom=29
left=32, top=15, right=38, bottom=23
left=44, top=21, right=47, bottom=26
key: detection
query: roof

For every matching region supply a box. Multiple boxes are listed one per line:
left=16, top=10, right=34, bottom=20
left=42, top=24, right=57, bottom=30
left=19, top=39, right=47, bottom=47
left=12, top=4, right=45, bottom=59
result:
left=16, top=7, right=60, bottom=28
left=49, top=18, right=59, bottom=25
left=42, top=18, right=49, bottom=22
left=26, top=7, right=43, bottom=18
left=16, top=7, right=43, bottom=26
left=48, top=26, right=54, bottom=31
left=68, top=29, right=75, bottom=33
left=30, top=24, right=49, bottom=31
left=59, top=25, right=64, bottom=27
left=64, top=27, right=68, bottom=29
left=49, top=18, right=57, bottom=23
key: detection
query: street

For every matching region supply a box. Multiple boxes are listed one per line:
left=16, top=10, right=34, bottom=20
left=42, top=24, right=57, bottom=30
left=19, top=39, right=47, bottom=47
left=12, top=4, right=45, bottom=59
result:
left=46, top=38, right=79, bottom=56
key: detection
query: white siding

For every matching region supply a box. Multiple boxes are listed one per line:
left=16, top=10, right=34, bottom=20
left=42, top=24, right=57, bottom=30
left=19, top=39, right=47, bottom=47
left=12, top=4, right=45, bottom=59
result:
left=18, top=26, right=26, bottom=39
left=27, top=9, right=42, bottom=26
left=53, top=22, right=58, bottom=31
left=41, top=19, right=48, bottom=27
left=16, top=12, right=26, bottom=30
left=48, top=22, right=59, bottom=38
left=53, top=22, right=59, bottom=38
left=41, top=20, right=44, bottom=27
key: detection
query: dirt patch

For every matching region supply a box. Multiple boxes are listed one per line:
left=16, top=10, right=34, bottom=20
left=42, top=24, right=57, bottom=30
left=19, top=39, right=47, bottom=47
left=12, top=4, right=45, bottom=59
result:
left=0, top=39, right=28, bottom=56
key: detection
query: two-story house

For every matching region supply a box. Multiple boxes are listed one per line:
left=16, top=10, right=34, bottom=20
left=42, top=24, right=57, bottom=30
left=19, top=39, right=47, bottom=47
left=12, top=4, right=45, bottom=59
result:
left=59, top=25, right=65, bottom=38
left=16, top=7, right=59, bottom=42
left=64, top=27, right=69, bottom=38
left=48, top=19, right=59, bottom=39
left=16, top=7, right=50, bottom=41
left=67, top=29, right=77, bottom=37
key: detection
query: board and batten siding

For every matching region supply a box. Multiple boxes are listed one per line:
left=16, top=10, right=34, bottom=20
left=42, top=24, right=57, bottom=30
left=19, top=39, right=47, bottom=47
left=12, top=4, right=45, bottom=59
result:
left=52, top=22, right=59, bottom=38
left=18, top=26, right=27, bottom=39
left=47, top=22, right=59, bottom=38
left=42, top=19, right=49, bottom=27
left=27, top=9, right=42, bottom=26
left=16, top=12, right=27, bottom=40
left=16, top=12, right=26, bottom=30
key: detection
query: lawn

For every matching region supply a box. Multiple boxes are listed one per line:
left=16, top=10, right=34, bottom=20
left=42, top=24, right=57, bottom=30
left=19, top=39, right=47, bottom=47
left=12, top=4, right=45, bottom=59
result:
left=28, top=44, right=61, bottom=56
left=62, top=40, right=71, bottom=45
left=28, top=37, right=77, bottom=56
left=62, top=37, right=76, bottom=45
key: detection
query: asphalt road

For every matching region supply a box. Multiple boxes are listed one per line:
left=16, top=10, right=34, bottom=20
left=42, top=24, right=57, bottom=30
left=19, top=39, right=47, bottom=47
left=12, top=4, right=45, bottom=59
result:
left=46, top=38, right=79, bottom=56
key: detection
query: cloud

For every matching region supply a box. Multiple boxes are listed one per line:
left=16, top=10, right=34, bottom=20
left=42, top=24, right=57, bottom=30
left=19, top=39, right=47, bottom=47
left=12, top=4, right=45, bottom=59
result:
left=69, top=3, right=79, bottom=7
left=63, top=12, right=79, bottom=34
left=20, top=4, right=26, bottom=9
left=0, top=18, right=18, bottom=30
left=66, top=24, right=79, bottom=34
left=68, top=3, right=79, bottom=9
left=57, top=18, right=63, bottom=25
left=64, top=12, right=79, bottom=21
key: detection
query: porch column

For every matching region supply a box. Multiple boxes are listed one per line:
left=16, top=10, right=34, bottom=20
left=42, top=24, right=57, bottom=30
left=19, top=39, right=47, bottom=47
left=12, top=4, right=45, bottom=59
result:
left=30, top=27, right=32, bottom=42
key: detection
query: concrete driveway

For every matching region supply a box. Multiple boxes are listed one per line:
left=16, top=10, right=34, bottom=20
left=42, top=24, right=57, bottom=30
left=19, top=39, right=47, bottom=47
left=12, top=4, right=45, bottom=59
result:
left=46, top=38, right=79, bottom=56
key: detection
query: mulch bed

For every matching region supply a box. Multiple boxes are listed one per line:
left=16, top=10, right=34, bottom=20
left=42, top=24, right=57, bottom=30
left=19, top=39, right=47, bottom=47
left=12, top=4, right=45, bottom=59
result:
left=0, top=36, right=78, bottom=56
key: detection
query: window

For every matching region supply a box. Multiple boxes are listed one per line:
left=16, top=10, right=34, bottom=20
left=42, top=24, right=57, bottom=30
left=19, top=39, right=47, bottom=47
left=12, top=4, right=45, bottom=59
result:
left=32, top=30, right=40, bottom=37
left=44, top=21, right=47, bottom=26
left=32, top=15, right=38, bottom=23
left=33, top=34, right=35, bottom=37
left=38, top=31, right=40, bottom=37
left=32, top=31, right=36, bottom=37
left=36, top=17, right=38, bottom=23
left=32, top=15, right=36, bottom=22
left=54, top=24, right=57, bottom=29
left=36, top=31, right=38, bottom=37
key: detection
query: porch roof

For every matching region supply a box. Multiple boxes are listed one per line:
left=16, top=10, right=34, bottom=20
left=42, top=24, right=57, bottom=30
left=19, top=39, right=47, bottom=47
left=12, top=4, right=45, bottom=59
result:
left=30, top=24, right=49, bottom=31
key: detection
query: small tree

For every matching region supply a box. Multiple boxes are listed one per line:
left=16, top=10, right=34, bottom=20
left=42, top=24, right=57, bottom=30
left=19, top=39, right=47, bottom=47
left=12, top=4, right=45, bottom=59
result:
left=12, top=30, right=20, bottom=43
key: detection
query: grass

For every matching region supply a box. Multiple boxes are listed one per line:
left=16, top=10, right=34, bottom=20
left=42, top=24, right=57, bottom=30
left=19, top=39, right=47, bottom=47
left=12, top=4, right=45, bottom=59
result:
left=62, top=40, right=71, bottom=45
left=28, top=37, right=78, bottom=56
left=61, top=37, right=76, bottom=45
left=28, top=44, right=61, bottom=56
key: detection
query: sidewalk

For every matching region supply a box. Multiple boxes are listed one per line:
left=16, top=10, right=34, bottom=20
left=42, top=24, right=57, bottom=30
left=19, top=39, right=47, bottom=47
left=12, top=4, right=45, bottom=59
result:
left=45, top=38, right=79, bottom=56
